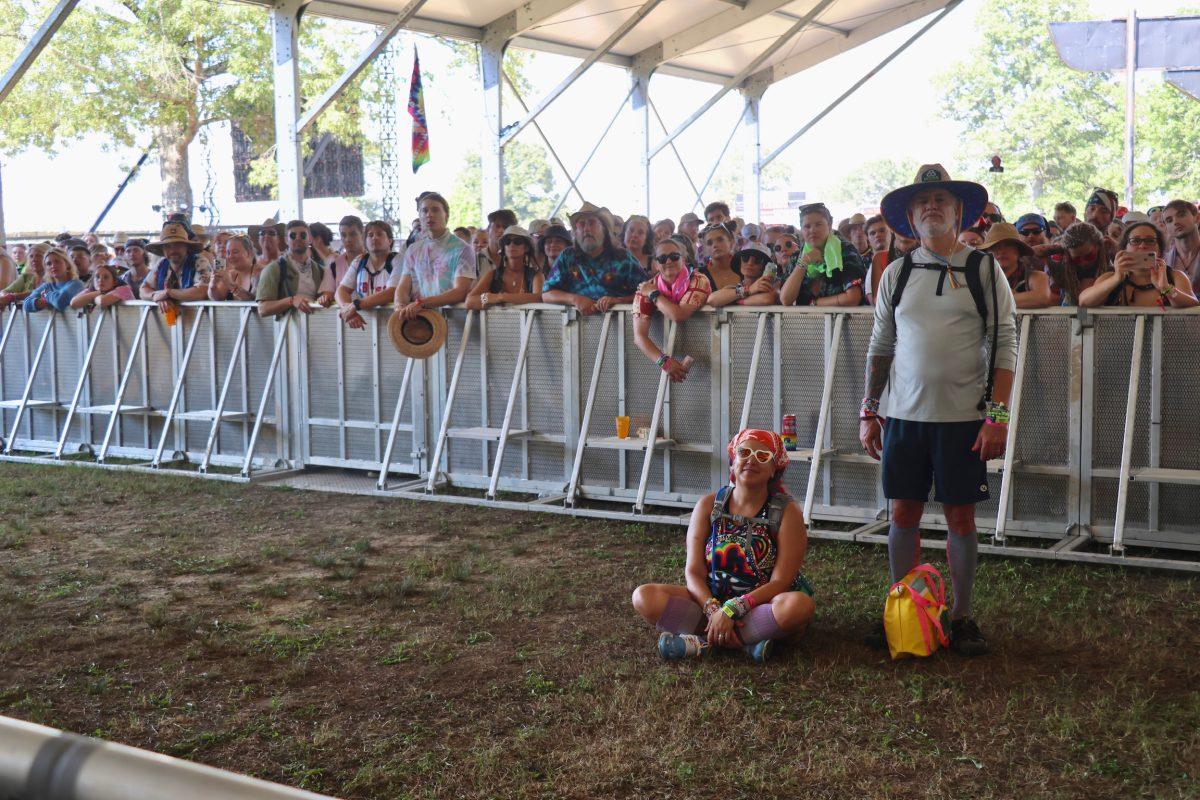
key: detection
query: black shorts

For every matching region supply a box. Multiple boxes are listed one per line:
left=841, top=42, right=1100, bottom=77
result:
left=881, top=418, right=989, bottom=505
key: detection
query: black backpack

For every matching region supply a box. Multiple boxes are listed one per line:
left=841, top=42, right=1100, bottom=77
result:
left=889, top=249, right=999, bottom=411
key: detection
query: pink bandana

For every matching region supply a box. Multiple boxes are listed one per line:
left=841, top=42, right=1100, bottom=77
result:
left=656, top=266, right=692, bottom=304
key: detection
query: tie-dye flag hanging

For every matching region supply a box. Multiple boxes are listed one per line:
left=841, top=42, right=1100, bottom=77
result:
left=408, top=46, right=430, bottom=173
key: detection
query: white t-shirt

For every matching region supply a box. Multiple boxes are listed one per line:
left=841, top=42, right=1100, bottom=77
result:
left=340, top=254, right=394, bottom=298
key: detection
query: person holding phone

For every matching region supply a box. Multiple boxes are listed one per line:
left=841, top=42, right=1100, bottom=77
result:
left=1078, top=221, right=1198, bottom=308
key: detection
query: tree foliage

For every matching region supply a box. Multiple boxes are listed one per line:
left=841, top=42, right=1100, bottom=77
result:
left=1137, top=81, right=1200, bottom=205
left=821, top=157, right=920, bottom=210
left=447, top=140, right=557, bottom=230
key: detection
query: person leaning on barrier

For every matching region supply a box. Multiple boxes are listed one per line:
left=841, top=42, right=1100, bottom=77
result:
left=23, top=247, right=84, bottom=313
left=861, top=164, right=1019, bottom=657
left=390, top=191, right=476, bottom=322
left=256, top=220, right=327, bottom=319
left=1161, top=200, right=1200, bottom=291
left=334, top=220, right=399, bottom=330
left=631, top=429, right=814, bottom=663
left=140, top=222, right=210, bottom=315
left=632, top=235, right=711, bottom=382
left=977, top=223, right=1054, bottom=309
left=541, top=202, right=647, bottom=315
left=1043, top=221, right=1113, bottom=305
left=478, top=209, right=518, bottom=276
left=780, top=202, right=866, bottom=307
left=695, top=222, right=740, bottom=290
left=707, top=242, right=777, bottom=308
left=770, top=229, right=803, bottom=283
left=70, top=263, right=134, bottom=309
left=120, top=238, right=152, bottom=296
left=622, top=214, right=654, bottom=274
left=1078, top=220, right=1198, bottom=309
left=466, top=225, right=544, bottom=312
left=0, top=242, right=48, bottom=309
left=208, top=235, right=259, bottom=302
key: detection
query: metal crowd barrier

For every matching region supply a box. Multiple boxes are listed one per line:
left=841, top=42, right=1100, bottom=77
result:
left=0, top=301, right=1197, bottom=571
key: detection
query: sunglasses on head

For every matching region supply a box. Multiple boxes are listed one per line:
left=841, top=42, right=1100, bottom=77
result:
left=653, top=252, right=683, bottom=265
left=734, top=446, right=774, bottom=463
left=798, top=202, right=829, bottom=216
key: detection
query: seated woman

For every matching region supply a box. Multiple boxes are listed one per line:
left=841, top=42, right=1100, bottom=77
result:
left=22, top=247, right=84, bottom=313
left=69, top=264, right=134, bottom=309
left=466, top=225, right=544, bottom=310
left=707, top=242, right=778, bottom=307
left=208, top=235, right=260, bottom=302
left=1079, top=221, right=1198, bottom=309
left=780, top=203, right=865, bottom=307
left=632, top=235, right=711, bottom=382
left=977, top=223, right=1054, bottom=308
left=0, top=241, right=47, bottom=308
left=631, top=429, right=814, bottom=663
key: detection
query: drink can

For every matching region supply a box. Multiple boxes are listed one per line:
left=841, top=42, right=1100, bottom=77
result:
left=781, top=413, right=798, bottom=451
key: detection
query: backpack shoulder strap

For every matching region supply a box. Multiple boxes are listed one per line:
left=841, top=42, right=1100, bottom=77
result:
left=709, top=486, right=731, bottom=527
left=888, top=252, right=916, bottom=309
left=964, top=250, right=999, bottom=409
left=963, top=249, right=989, bottom=323
left=765, top=491, right=792, bottom=535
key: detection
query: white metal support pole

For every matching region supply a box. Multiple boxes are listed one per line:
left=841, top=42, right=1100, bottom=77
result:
left=993, top=315, right=1030, bottom=545
left=200, top=307, right=253, bottom=473
left=633, top=320, right=676, bottom=513
left=4, top=314, right=55, bottom=454
left=738, top=313, right=769, bottom=430
left=425, top=311, right=475, bottom=492
left=480, top=34, right=506, bottom=213
left=566, top=311, right=613, bottom=504
left=1123, top=9, right=1138, bottom=208
left=152, top=307, right=208, bottom=467
left=242, top=317, right=290, bottom=478
left=503, top=71, right=587, bottom=211
left=97, top=306, right=150, bottom=463
left=1112, top=314, right=1145, bottom=555
left=376, top=355, right=415, bottom=490
left=54, top=309, right=107, bottom=458
left=271, top=0, right=305, bottom=221
left=630, top=68, right=652, bottom=216
left=740, top=79, right=767, bottom=223
left=547, top=84, right=637, bottom=219
left=487, top=309, right=535, bottom=499
left=803, top=313, right=843, bottom=522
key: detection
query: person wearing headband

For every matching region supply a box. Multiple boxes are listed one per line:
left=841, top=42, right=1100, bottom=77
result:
left=1084, top=188, right=1119, bottom=241
left=780, top=203, right=866, bottom=307
left=631, top=428, right=814, bottom=663
left=632, top=235, right=711, bottom=382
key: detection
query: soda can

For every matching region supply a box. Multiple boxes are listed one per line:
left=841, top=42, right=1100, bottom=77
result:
left=781, top=413, right=798, bottom=451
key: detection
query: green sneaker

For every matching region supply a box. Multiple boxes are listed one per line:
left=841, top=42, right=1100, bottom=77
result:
left=657, top=632, right=709, bottom=661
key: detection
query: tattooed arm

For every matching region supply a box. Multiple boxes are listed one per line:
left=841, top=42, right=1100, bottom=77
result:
left=863, top=355, right=893, bottom=402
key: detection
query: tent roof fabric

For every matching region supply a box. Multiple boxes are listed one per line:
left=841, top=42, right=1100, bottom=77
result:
left=244, top=0, right=953, bottom=86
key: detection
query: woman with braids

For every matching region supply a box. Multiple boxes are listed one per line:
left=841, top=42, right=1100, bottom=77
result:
left=465, top=225, right=544, bottom=310
left=631, top=235, right=711, bottom=382
left=1079, top=220, right=1198, bottom=309
left=631, top=429, right=814, bottom=663
left=1043, top=221, right=1115, bottom=305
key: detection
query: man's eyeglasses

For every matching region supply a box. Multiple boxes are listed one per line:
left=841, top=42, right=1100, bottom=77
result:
left=734, top=446, right=774, bottom=463
left=1128, top=237, right=1158, bottom=247
left=288, top=231, right=308, bottom=240
left=983, top=213, right=1004, bottom=223
left=653, top=253, right=683, bottom=265
left=261, top=230, right=279, bottom=237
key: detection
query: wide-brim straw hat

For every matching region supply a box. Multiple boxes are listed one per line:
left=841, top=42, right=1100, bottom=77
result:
left=388, top=309, right=448, bottom=360
left=146, top=221, right=204, bottom=256
left=568, top=201, right=613, bottom=229
left=881, top=163, right=988, bottom=240
left=248, top=219, right=286, bottom=240
left=977, top=222, right=1034, bottom=258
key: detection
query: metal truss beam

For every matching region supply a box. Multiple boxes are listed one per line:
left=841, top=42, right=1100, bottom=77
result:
left=482, top=0, right=588, bottom=40
left=647, top=0, right=837, bottom=159
left=631, top=0, right=797, bottom=72
left=271, top=0, right=305, bottom=221
left=297, top=0, right=427, bottom=135
left=499, top=0, right=664, bottom=148
left=0, top=0, right=82, bottom=106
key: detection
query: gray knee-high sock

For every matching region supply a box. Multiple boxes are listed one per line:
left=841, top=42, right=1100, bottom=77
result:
left=888, top=524, right=922, bottom=583
left=739, top=604, right=785, bottom=645
left=656, top=596, right=703, bottom=634
left=947, top=531, right=979, bottom=619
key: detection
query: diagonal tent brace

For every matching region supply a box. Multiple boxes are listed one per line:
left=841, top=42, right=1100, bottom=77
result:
left=0, top=0, right=82, bottom=106
left=297, top=0, right=428, bottom=134
left=499, top=0, right=664, bottom=148
left=648, top=0, right=837, bottom=159
left=503, top=70, right=588, bottom=212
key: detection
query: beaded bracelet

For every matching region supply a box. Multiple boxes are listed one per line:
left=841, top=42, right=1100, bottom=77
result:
left=861, top=396, right=881, bottom=417
left=701, top=598, right=721, bottom=617
left=655, top=354, right=670, bottom=368
left=985, top=401, right=1010, bottom=426
left=721, top=596, right=751, bottom=620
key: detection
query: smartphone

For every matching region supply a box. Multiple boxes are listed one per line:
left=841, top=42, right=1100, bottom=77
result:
left=1131, top=251, right=1156, bottom=269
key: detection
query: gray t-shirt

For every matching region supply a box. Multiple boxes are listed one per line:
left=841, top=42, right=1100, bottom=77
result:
left=868, top=246, right=1018, bottom=423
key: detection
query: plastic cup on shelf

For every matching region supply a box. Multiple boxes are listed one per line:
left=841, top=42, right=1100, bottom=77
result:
left=615, top=415, right=631, bottom=439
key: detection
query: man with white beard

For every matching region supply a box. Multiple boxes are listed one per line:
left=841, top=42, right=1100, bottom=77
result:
left=859, top=165, right=1017, bottom=657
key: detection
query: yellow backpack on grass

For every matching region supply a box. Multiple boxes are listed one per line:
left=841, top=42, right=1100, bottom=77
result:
left=884, top=564, right=950, bottom=660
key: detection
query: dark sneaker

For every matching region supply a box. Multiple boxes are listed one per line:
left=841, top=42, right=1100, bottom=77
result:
left=743, top=639, right=774, bottom=663
left=657, top=632, right=710, bottom=661
left=864, top=621, right=887, bottom=651
left=949, top=617, right=989, bottom=656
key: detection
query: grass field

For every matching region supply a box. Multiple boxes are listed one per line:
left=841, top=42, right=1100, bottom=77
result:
left=0, top=463, right=1197, bottom=799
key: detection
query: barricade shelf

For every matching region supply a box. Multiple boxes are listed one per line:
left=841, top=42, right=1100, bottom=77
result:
left=1, top=300, right=1197, bottom=572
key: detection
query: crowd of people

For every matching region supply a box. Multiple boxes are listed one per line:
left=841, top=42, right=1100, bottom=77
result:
left=1, top=172, right=1197, bottom=663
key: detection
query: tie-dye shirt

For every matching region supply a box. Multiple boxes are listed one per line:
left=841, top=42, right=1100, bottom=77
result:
left=543, top=247, right=649, bottom=301
left=386, top=230, right=476, bottom=300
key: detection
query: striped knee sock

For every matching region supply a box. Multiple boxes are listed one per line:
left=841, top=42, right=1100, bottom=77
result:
left=656, top=596, right=702, bottom=635
left=739, top=604, right=784, bottom=645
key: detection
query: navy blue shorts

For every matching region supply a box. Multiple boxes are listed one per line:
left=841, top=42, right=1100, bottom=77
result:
left=881, top=418, right=990, bottom=505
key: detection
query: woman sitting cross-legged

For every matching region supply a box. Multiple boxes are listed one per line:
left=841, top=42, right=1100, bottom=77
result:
left=631, top=235, right=711, bottom=381
left=631, top=429, right=815, bottom=663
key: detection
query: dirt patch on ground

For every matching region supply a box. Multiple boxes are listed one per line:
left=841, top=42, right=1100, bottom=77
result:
left=0, top=463, right=1197, bottom=799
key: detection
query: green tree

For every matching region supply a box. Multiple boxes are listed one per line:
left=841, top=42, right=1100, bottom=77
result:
left=708, top=150, right=796, bottom=215
left=1137, top=81, right=1200, bottom=206
left=935, top=0, right=1124, bottom=214
left=447, top=140, right=557, bottom=229
left=821, top=157, right=920, bottom=210
left=0, top=0, right=359, bottom=214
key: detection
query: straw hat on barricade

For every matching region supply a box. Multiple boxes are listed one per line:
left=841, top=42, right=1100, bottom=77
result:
left=388, top=309, right=448, bottom=360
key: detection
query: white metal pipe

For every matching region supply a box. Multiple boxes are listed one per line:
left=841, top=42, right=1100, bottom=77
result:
left=993, top=314, right=1030, bottom=544
left=242, top=317, right=291, bottom=478
left=634, top=320, right=677, bottom=512
left=0, top=0, right=82, bottom=106
left=200, top=307, right=253, bottom=472
left=1124, top=9, right=1137, bottom=208
left=738, top=313, right=768, bottom=431
left=690, top=114, right=742, bottom=212
left=376, top=354, right=415, bottom=490
left=547, top=83, right=637, bottom=219
left=487, top=309, right=535, bottom=498
left=55, top=308, right=107, bottom=458
left=803, top=313, right=842, bottom=521
left=565, top=311, right=613, bottom=503
left=503, top=71, right=589, bottom=213
left=98, top=305, right=150, bottom=463
left=153, top=306, right=208, bottom=467
left=4, top=313, right=55, bottom=454
left=425, top=310, right=475, bottom=492
left=1112, top=314, right=1145, bottom=554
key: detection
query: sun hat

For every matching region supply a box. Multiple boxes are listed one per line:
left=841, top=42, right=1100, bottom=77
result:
left=146, top=221, right=204, bottom=256
left=528, top=219, right=550, bottom=236
left=737, top=241, right=774, bottom=262
left=741, top=222, right=761, bottom=241
left=388, top=309, right=448, bottom=360
left=248, top=218, right=286, bottom=240
left=880, top=163, right=989, bottom=240
left=1120, top=211, right=1151, bottom=225
left=847, top=212, right=867, bottom=227
left=568, top=201, right=613, bottom=229
left=679, top=212, right=701, bottom=226
left=977, top=222, right=1034, bottom=258
left=540, top=224, right=571, bottom=247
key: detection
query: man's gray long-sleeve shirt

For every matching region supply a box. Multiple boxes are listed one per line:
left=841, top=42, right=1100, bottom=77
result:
left=867, top=246, right=1018, bottom=422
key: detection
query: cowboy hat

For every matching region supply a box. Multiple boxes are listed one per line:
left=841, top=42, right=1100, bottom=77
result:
left=881, top=163, right=988, bottom=240
left=146, top=222, right=204, bottom=256
left=248, top=218, right=286, bottom=240
left=977, top=222, right=1034, bottom=258
left=388, top=308, right=448, bottom=360
left=568, top=201, right=613, bottom=229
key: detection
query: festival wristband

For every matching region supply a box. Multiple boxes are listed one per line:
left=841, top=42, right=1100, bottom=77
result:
left=985, top=401, right=1010, bottom=425
left=861, top=397, right=881, bottom=417
left=702, top=598, right=721, bottom=617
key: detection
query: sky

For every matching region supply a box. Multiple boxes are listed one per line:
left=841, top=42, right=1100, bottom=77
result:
left=0, top=0, right=1189, bottom=236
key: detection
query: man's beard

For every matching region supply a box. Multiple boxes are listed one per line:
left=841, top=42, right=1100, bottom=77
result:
left=579, top=235, right=602, bottom=256
left=911, top=216, right=956, bottom=240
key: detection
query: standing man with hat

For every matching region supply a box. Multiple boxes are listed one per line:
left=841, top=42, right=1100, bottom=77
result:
left=542, top=202, right=647, bottom=315
left=140, top=221, right=210, bottom=313
left=861, top=164, right=1018, bottom=656
left=256, top=220, right=327, bottom=318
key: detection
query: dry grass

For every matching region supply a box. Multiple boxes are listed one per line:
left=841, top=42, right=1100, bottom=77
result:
left=0, top=463, right=1197, bottom=799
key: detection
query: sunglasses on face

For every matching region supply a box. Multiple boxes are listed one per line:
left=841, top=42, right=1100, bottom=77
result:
left=1019, top=228, right=1043, bottom=236
left=734, top=446, right=774, bottom=463
left=984, top=213, right=1003, bottom=222
left=654, top=252, right=683, bottom=265
left=500, top=237, right=526, bottom=247
left=773, top=242, right=797, bottom=251
left=288, top=231, right=308, bottom=240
